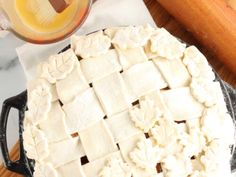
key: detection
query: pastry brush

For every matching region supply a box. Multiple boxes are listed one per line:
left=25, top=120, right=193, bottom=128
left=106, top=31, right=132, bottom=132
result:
left=27, top=0, right=73, bottom=25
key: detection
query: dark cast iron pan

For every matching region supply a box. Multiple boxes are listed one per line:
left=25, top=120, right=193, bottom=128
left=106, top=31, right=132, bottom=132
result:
left=0, top=44, right=235, bottom=177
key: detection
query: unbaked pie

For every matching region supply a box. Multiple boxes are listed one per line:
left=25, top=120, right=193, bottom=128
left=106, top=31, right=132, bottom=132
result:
left=23, top=24, right=235, bottom=177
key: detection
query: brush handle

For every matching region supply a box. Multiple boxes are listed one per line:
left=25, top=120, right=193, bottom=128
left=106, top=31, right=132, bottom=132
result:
left=157, top=0, right=236, bottom=75
left=49, top=0, right=71, bottom=13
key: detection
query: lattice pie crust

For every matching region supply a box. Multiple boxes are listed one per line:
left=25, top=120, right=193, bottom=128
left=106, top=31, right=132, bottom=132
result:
left=23, top=24, right=235, bottom=177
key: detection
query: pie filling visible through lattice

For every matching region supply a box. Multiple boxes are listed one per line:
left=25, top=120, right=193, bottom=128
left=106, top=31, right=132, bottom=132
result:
left=23, top=24, right=235, bottom=177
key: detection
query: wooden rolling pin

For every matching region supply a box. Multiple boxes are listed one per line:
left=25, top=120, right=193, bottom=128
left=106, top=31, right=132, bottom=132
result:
left=157, top=0, right=236, bottom=75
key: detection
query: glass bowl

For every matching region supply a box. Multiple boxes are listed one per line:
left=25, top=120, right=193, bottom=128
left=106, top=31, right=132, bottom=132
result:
left=0, top=0, right=92, bottom=44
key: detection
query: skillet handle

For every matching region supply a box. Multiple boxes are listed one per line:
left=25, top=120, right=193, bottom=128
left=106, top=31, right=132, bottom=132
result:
left=0, top=91, right=33, bottom=176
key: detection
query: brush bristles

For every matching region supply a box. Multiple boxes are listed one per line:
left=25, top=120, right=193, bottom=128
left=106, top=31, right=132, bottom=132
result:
left=27, top=0, right=57, bottom=25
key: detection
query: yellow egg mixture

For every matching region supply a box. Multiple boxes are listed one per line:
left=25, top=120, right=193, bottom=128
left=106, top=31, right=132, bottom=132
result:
left=15, top=0, right=78, bottom=33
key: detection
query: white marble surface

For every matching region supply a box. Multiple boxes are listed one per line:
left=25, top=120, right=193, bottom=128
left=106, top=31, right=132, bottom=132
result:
left=0, top=33, right=26, bottom=162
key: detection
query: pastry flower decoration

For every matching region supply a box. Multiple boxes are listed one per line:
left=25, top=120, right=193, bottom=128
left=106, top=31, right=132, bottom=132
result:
left=200, top=140, right=232, bottom=176
left=111, top=24, right=154, bottom=49
left=179, top=128, right=206, bottom=158
left=27, top=84, right=52, bottom=125
left=150, top=118, right=178, bottom=148
left=190, top=77, right=217, bottom=107
left=34, top=163, right=58, bottom=177
left=71, top=31, right=111, bottom=58
left=150, top=28, right=186, bottom=60
left=162, top=154, right=193, bottom=177
left=201, top=106, right=223, bottom=142
left=39, top=49, right=78, bottom=84
left=130, top=138, right=162, bottom=170
left=129, top=97, right=162, bottom=133
left=99, top=158, right=132, bottom=177
left=183, top=46, right=215, bottom=81
left=23, top=126, right=49, bottom=162
left=201, top=106, right=235, bottom=145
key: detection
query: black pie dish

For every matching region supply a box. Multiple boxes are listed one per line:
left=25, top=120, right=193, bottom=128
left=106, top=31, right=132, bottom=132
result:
left=0, top=44, right=235, bottom=177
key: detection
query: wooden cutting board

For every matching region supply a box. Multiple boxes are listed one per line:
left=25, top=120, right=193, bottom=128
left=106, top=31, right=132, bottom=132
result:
left=0, top=0, right=235, bottom=177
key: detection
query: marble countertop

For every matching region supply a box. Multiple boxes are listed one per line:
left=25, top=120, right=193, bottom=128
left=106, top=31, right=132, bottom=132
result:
left=0, top=33, right=26, bottom=162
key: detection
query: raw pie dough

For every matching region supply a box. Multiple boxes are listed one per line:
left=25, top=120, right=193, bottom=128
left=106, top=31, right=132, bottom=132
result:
left=56, top=62, right=89, bottom=104
left=153, top=57, right=191, bottom=88
left=116, top=47, right=148, bottom=70
left=122, top=61, right=167, bottom=98
left=80, top=49, right=122, bottom=83
left=79, top=120, right=118, bottom=161
left=93, top=72, right=132, bottom=116
left=105, top=110, right=141, bottom=143
left=161, top=87, right=204, bottom=121
left=24, top=25, right=235, bottom=177
left=62, top=88, right=104, bottom=133
left=39, top=101, right=70, bottom=142
left=38, top=49, right=78, bottom=84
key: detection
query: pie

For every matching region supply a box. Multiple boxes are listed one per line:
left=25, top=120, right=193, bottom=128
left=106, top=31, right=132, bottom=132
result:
left=23, top=24, right=235, bottom=177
